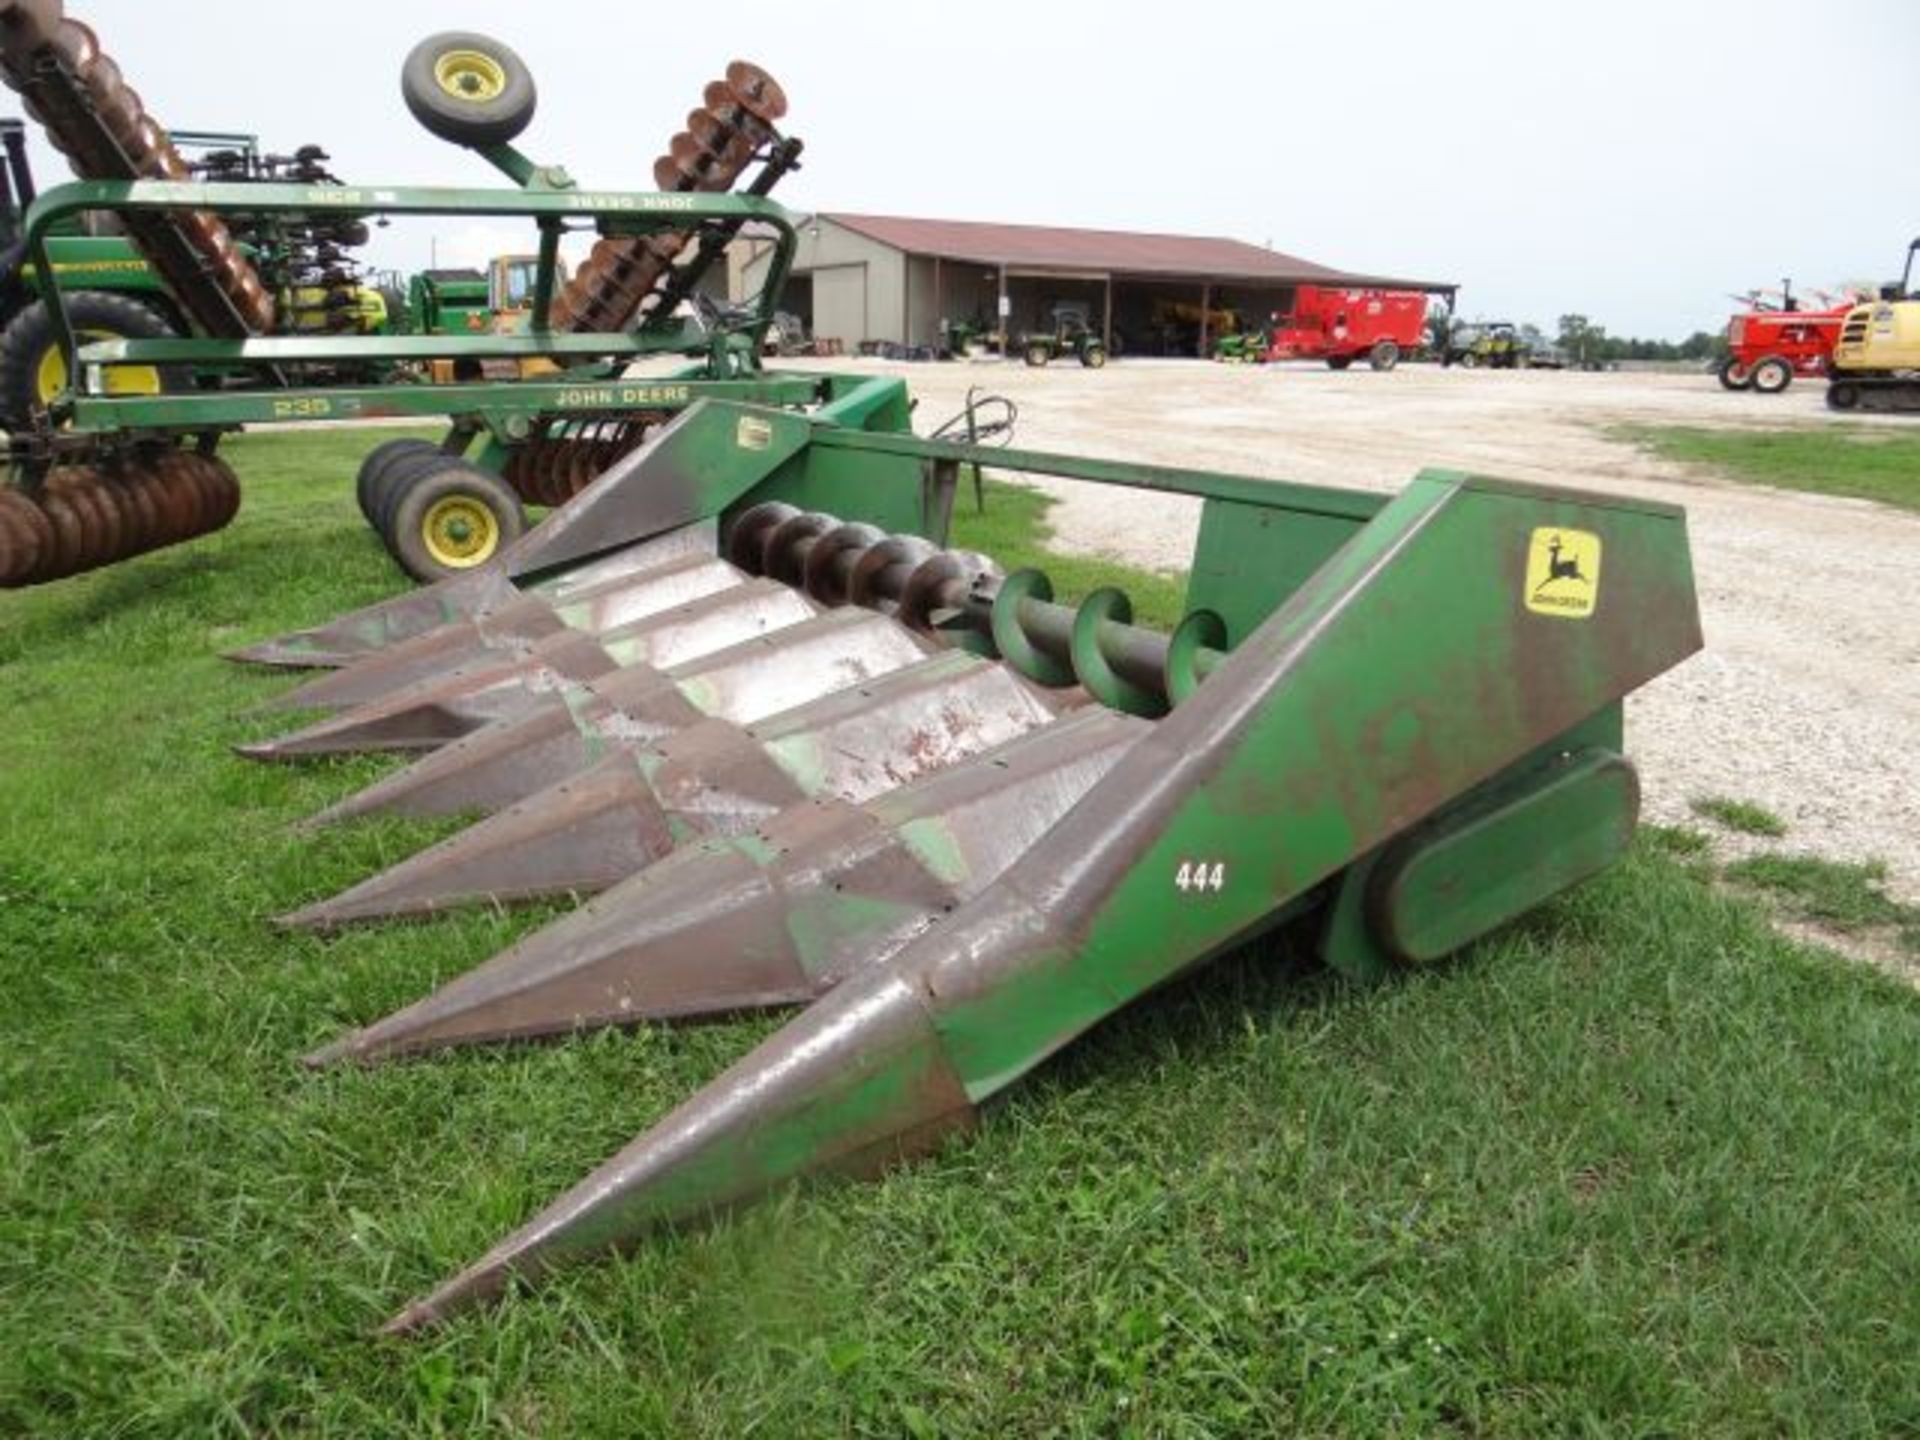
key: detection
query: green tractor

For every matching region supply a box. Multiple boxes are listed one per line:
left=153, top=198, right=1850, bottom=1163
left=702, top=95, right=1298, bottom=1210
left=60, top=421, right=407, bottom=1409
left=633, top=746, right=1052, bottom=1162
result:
left=1020, top=300, right=1108, bottom=368
left=0, top=118, right=391, bottom=424
left=1448, top=320, right=1530, bottom=370
left=0, top=115, right=197, bottom=423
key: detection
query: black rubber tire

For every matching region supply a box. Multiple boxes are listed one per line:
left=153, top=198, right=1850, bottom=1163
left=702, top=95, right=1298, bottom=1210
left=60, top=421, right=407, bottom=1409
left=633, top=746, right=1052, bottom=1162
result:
left=1826, top=381, right=1861, bottom=411
left=1024, top=342, right=1051, bottom=367
left=1717, top=357, right=1752, bottom=391
left=1750, top=356, right=1794, bottom=395
left=386, top=462, right=527, bottom=584
left=0, top=292, right=182, bottom=427
left=1079, top=344, right=1107, bottom=369
left=355, top=438, right=440, bottom=522
left=1368, top=341, right=1401, bottom=372
left=400, top=31, right=537, bottom=147
left=1325, top=355, right=1354, bottom=371
left=373, top=447, right=460, bottom=543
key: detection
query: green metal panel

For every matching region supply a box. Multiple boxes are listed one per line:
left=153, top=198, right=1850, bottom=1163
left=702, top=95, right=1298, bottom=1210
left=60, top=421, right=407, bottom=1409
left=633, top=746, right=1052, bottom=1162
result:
left=1187, top=495, right=1373, bottom=645
left=929, top=473, right=1700, bottom=1098
left=1372, top=746, right=1638, bottom=963
left=21, top=234, right=169, bottom=297
left=65, top=374, right=830, bottom=432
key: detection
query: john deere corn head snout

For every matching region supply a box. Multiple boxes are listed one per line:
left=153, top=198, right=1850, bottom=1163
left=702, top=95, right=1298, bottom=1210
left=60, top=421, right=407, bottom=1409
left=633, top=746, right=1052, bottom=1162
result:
left=231, top=383, right=1703, bottom=1332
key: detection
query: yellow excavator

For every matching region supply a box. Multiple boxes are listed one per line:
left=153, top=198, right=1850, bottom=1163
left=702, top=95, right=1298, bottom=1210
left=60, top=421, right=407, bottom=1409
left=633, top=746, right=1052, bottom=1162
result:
left=1827, top=238, right=1920, bottom=412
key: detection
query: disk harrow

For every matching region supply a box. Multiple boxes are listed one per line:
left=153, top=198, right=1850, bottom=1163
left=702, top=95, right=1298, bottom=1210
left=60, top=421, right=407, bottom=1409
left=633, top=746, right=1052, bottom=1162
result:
left=0, top=444, right=235, bottom=583
left=0, top=0, right=271, bottom=333
left=502, top=413, right=664, bottom=507
left=1, top=7, right=821, bottom=588
left=550, top=61, right=793, bottom=335
left=231, top=385, right=1704, bottom=1334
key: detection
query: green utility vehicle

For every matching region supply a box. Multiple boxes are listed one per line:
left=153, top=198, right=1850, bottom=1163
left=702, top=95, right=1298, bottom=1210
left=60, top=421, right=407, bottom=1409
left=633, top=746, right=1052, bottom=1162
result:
left=1448, top=320, right=1530, bottom=369
left=1020, top=300, right=1108, bottom=368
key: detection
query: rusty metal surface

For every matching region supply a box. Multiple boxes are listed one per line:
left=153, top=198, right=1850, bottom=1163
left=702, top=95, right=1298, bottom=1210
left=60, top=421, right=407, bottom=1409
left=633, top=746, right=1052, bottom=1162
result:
left=0, top=449, right=241, bottom=588
left=230, top=520, right=718, bottom=671
left=377, top=970, right=974, bottom=1335
left=0, top=10, right=273, bottom=335
left=308, top=707, right=1150, bottom=1063
left=283, top=648, right=1074, bottom=928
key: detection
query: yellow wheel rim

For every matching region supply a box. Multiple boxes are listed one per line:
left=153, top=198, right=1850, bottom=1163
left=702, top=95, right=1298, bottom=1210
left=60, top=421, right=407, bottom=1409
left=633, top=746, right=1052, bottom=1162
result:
left=433, top=49, right=507, bottom=102
left=35, top=327, right=162, bottom=408
left=421, top=494, right=500, bottom=568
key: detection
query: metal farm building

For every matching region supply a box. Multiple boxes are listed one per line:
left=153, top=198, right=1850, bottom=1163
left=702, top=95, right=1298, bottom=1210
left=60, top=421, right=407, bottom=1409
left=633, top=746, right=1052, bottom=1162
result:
left=733, top=213, right=1453, bottom=357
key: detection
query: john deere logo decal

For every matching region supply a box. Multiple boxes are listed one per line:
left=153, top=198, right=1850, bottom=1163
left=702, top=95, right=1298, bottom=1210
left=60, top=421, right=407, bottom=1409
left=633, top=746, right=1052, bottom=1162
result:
left=1525, top=527, right=1601, bottom=618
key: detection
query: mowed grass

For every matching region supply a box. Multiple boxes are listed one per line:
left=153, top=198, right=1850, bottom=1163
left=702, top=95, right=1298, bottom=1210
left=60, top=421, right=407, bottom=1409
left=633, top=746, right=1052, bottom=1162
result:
left=1614, top=424, right=1920, bottom=513
left=2, top=428, right=1919, bottom=1435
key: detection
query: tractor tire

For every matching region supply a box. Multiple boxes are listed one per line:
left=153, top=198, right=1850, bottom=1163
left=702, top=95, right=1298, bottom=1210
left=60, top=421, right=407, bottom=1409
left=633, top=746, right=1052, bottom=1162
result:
left=1079, top=344, right=1107, bottom=369
left=1024, top=342, right=1052, bottom=367
left=1368, top=341, right=1401, bottom=372
left=0, top=292, right=181, bottom=428
left=1458, top=352, right=1481, bottom=369
left=372, top=447, right=463, bottom=544
left=1716, top=357, right=1753, bottom=390
left=1750, top=356, right=1794, bottom=394
left=355, top=438, right=441, bottom=522
left=1325, top=355, right=1354, bottom=371
left=1826, top=381, right=1861, bottom=411
left=386, top=461, right=527, bottom=584
left=400, top=31, right=537, bottom=147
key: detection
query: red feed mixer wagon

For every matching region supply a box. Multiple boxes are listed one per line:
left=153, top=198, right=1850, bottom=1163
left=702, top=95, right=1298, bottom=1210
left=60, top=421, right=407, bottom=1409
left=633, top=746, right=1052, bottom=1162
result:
left=1717, top=281, right=1860, bottom=394
left=1263, top=285, right=1428, bottom=370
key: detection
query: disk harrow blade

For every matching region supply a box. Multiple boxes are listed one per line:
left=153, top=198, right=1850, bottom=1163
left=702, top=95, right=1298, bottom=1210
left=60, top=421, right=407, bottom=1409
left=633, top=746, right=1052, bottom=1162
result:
left=0, top=450, right=242, bottom=588
left=280, top=647, right=1069, bottom=929
left=0, top=6, right=272, bottom=334
left=548, top=58, right=786, bottom=335
left=307, top=707, right=1148, bottom=1064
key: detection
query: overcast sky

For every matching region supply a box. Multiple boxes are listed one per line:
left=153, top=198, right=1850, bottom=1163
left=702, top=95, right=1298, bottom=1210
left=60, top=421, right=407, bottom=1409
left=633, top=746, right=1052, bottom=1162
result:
left=21, top=0, right=1920, bottom=337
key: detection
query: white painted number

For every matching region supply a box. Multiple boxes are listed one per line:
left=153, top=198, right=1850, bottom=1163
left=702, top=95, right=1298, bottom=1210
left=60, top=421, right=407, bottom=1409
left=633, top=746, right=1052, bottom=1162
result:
left=1174, top=860, right=1226, bottom=894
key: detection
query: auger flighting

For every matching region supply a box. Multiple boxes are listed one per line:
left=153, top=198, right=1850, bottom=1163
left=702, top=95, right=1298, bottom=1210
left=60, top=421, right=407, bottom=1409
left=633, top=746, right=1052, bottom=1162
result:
left=236, top=389, right=1704, bottom=1334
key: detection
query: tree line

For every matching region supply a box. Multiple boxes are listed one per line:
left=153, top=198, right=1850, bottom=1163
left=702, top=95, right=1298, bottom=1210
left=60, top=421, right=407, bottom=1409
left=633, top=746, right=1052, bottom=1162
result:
left=1552, top=314, right=1724, bottom=364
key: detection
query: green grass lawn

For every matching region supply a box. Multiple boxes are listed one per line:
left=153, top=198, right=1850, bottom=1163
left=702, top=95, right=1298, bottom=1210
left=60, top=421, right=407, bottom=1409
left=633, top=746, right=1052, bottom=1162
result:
left=4, top=429, right=1919, bottom=1436
left=1613, top=424, right=1920, bottom=513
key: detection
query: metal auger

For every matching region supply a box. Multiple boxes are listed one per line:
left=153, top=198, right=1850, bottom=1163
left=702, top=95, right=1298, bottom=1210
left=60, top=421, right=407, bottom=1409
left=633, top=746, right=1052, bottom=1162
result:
left=235, top=387, right=1702, bottom=1334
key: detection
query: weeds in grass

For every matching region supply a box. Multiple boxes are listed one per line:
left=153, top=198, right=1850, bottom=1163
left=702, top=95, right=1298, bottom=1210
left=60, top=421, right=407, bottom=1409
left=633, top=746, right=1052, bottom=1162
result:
left=1725, top=853, right=1920, bottom=955
left=1690, top=795, right=1788, bottom=838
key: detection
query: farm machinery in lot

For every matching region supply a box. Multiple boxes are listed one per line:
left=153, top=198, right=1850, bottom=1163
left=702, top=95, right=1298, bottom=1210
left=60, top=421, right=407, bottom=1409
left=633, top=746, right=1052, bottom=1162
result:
left=1716, top=280, right=1857, bottom=395
left=233, top=382, right=1704, bottom=1333
left=1827, top=238, right=1920, bottom=414
left=1447, top=320, right=1529, bottom=369
left=0, top=3, right=826, bottom=588
left=1019, top=301, right=1108, bottom=368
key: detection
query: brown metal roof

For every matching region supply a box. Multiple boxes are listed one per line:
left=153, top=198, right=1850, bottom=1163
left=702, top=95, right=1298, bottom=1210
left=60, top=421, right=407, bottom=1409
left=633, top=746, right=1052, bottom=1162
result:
left=819, top=213, right=1452, bottom=290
